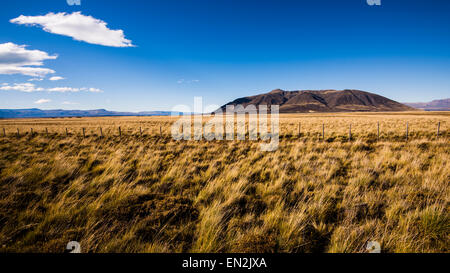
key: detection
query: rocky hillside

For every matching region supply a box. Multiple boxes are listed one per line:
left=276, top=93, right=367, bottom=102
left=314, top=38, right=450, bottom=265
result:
left=220, top=89, right=415, bottom=113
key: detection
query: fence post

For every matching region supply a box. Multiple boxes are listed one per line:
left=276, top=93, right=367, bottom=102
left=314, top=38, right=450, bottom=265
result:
left=100, top=127, right=103, bottom=138
left=437, top=122, right=440, bottom=138
left=140, top=127, right=142, bottom=136
left=322, top=123, right=325, bottom=140
left=82, top=128, right=86, bottom=138
left=160, top=126, right=162, bottom=137
left=3, top=128, right=5, bottom=137
left=45, top=128, right=48, bottom=137
left=17, top=128, right=19, bottom=137
left=298, top=123, right=301, bottom=137
left=377, top=122, right=380, bottom=140
left=31, top=128, right=33, bottom=136
left=349, top=124, right=352, bottom=141
left=406, top=122, right=409, bottom=141
left=118, top=126, right=121, bottom=137
left=66, top=128, right=68, bottom=137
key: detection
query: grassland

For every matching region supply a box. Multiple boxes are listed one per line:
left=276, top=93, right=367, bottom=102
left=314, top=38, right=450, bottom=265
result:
left=0, top=112, right=448, bottom=253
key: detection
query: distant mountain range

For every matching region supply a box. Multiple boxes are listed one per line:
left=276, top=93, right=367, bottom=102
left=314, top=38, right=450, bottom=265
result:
left=220, top=89, right=415, bottom=113
left=0, top=108, right=182, bottom=119
left=403, top=98, right=450, bottom=111
left=1, top=92, right=447, bottom=118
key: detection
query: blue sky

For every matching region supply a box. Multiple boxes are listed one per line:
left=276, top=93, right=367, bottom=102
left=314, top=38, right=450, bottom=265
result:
left=0, top=0, right=449, bottom=111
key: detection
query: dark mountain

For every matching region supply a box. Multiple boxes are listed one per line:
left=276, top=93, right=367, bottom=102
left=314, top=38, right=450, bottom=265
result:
left=403, top=98, right=450, bottom=111
left=0, top=108, right=182, bottom=119
left=219, top=89, right=415, bottom=113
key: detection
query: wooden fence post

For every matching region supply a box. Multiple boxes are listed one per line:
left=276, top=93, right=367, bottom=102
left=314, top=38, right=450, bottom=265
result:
left=377, top=122, right=380, bottom=140
left=30, top=128, right=33, bottom=136
left=45, top=128, right=49, bottom=137
left=140, top=127, right=142, bottom=136
left=3, top=128, right=5, bottom=137
left=349, top=124, right=352, bottom=141
left=406, top=122, right=409, bottom=141
left=100, top=127, right=103, bottom=138
left=160, top=126, right=162, bottom=137
left=66, top=128, right=68, bottom=137
left=322, top=123, right=325, bottom=140
left=17, top=128, right=20, bottom=137
left=437, top=122, right=440, bottom=138
left=118, top=126, right=121, bottom=137
left=82, top=128, right=86, bottom=138
left=298, top=123, right=301, bottom=137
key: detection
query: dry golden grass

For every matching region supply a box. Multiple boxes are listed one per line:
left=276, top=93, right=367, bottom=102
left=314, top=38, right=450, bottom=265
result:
left=0, top=112, right=448, bottom=253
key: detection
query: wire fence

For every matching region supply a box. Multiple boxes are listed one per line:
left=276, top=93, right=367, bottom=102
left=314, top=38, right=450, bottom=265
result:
left=1, top=121, right=446, bottom=142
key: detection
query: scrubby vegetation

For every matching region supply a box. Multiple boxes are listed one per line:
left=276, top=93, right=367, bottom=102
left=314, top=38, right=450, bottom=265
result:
left=0, top=112, right=448, bottom=252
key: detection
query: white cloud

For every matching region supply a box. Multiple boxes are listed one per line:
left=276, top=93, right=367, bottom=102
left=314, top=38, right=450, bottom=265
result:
left=47, top=86, right=103, bottom=93
left=34, top=98, right=51, bottom=104
left=87, top=87, right=102, bottom=92
left=47, top=87, right=81, bottom=92
left=62, top=101, right=79, bottom=105
left=28, top=77, right=44, bottom=81
left=0, top=83, right=43, bottom=92
left=177, top=79, right=200, bottom=84
left=0, top=42, right=57, bottom=77
left=11, top=12, right=134, bottom=47
left=49, top=76, right=64, bottom=81
left=0, top=83, right=102, bottom=93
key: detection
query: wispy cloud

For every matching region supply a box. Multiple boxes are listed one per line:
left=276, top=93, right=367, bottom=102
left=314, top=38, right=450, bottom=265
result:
left=10, top=12, right=134, bottom=47
left=0, top=83, right=102, bottom=93
left=62, top=101, right=79, bottom=105
left=47, top=87, right=103, bottom=93
left=177, top=79, right=200, bottom=84
left=34, top=98, right=51, bottom=104
left=28, top=78, right=44, bottom=81
left=87, top=87, right=102, bottom=93
left=47, top=87, right=82, bottom=92
left=0, top=83, right=43, bottom=92
left=49, top=76, right=64, bottom=81
left=0, top=42, right=57, bottom=77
